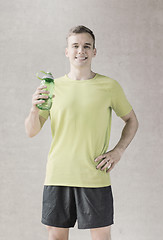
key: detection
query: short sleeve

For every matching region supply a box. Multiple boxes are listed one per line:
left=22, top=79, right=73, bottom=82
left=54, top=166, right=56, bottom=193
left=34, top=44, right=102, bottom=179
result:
left=111, top=80, right=132, bottom=117
left=39, top=109, right=50, bottom=120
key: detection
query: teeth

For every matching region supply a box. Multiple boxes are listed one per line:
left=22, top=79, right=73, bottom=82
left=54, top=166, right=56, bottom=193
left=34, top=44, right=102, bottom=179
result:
left=76, top=57, right=87, bottom=60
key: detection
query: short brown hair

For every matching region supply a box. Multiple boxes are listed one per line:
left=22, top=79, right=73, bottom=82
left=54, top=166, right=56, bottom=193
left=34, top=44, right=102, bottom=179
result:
left=66, top=25, right=95, bottom=49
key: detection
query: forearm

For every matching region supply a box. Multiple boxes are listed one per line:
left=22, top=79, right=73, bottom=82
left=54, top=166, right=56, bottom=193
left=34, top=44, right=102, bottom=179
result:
left=113, top=117, right=139, bottom=154
left=25, top=107, right=41, bottom=137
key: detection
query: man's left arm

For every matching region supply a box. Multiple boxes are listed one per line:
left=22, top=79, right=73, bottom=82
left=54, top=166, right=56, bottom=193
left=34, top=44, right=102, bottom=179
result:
left=95, top=109, right=139, bottom=172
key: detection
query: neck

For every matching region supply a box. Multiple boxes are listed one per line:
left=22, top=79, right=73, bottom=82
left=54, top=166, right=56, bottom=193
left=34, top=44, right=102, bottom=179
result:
left=68, top=66, right=96, bottom=80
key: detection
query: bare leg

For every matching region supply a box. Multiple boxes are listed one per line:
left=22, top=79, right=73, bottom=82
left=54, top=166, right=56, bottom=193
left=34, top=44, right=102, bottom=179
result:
left=90, top=225, right=111, bottom=240
left=46, top=225, right=69, bottom=240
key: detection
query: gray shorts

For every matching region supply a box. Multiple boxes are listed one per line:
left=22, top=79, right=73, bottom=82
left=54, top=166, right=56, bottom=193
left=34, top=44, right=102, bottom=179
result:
left=41, top=185, right=114, bottom=229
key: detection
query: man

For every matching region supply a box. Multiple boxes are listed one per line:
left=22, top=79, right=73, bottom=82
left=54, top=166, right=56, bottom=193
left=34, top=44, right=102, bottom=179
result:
left=25, top=25, right=138, bottom=240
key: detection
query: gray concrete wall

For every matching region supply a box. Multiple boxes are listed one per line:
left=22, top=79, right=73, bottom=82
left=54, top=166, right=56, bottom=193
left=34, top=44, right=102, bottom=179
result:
left=0, top=0, right=162, bottom=239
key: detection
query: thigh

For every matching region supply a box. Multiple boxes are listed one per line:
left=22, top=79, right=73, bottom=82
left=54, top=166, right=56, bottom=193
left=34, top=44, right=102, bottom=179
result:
left=90, top=225, right=111, bottom=240
left=75, top=185, right=114, bottom=229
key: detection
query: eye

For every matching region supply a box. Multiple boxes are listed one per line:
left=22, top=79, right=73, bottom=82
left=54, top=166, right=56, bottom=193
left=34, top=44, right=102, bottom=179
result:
left=73, top=45, right=78, bottom=48
left=84, top=46, right=90, bottom=49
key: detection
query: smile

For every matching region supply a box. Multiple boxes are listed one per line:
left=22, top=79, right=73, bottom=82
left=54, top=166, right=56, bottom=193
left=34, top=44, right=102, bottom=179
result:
left=75, top=57, right=88, bottom=60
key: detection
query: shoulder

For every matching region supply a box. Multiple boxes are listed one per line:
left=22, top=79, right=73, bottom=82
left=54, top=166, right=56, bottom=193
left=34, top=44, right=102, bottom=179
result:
left=96, top=73, right=120, bottom=88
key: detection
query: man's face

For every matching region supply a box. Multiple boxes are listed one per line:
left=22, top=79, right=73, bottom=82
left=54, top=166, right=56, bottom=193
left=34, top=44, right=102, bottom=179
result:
left=65, top=33, right=97, bottom=68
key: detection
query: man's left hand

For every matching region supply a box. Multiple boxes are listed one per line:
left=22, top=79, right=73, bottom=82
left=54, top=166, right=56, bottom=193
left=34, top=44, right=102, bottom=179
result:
left=94, top=148, right=124, bottom=173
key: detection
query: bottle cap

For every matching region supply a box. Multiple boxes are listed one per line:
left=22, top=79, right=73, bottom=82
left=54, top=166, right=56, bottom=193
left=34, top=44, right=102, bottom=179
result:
left=42, top=72, right=54, bottom=81
left=36, top=71, right=54, bottom=82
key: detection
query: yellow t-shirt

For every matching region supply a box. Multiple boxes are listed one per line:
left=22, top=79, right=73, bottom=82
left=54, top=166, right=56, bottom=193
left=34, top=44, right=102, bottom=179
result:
left=39, top=73, right=132, bottom=187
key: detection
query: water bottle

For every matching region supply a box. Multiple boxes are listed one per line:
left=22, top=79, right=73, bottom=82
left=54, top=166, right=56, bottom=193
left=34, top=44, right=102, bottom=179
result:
left=36, top=71, right=55, bottom=110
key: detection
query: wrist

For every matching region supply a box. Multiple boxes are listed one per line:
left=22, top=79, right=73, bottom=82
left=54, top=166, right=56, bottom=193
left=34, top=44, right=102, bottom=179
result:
left=113, top=146, right=125, bottom=156
left=30, top=106, right=39, bottom=114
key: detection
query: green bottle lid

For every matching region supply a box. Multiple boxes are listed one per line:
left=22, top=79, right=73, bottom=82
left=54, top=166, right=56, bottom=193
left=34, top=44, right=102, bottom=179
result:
left=36, top=71, right=54, bottom=83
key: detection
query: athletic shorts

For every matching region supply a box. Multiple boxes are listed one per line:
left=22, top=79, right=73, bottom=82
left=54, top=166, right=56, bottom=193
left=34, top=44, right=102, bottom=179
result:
left=41, top=185, right=114, bottom=229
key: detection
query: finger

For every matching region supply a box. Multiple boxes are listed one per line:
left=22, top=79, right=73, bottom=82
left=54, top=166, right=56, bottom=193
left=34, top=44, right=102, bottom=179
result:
left=37, top=85, right=47, bottom=90
left=96, top=160, right=106, bottom=169
left=101, top=162, right=112, bottom=171
left=34, top=94, right=49, bottom=100
left=95, top=154, right=106, bottom=162
left=33, top=100, right=45, bottom=106
left=33, top=90, right=48, bottom=99
left=35, top=89, right=49, bottom=95
left=106, top=163, right=115, bottom=173
left=96, top=158, right=109, bottom=169
left=38, top=90, right=50, bottom=94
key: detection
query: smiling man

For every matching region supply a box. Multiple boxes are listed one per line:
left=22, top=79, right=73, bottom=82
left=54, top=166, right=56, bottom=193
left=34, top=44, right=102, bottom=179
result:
left=65, top=32, right=97, bottom=80
left=25, top=25, right=139, bottom=240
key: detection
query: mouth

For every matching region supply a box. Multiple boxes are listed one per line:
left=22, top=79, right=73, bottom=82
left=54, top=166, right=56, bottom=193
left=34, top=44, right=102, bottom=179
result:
left=75, top=56, right=88, bottom=60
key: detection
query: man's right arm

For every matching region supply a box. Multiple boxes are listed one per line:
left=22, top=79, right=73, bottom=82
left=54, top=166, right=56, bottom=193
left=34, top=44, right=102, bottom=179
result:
left=24, top=85, right=50, bottom=138
left=25, top=107, right=46, bottom=137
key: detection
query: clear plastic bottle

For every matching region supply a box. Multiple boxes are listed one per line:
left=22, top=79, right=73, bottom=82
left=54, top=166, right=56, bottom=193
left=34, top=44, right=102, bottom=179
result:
left=36, top=71, right=55, bottom=110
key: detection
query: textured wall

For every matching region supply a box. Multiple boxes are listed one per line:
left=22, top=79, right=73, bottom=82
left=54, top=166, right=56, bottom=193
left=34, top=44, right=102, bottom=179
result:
left=0, top=0, right=162, bottom=239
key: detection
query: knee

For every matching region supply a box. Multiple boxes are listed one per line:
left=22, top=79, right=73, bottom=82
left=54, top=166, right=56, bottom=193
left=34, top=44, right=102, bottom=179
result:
left=46, top=225, right=69, bottom=240
left=90, top=226, right=111, bottom=240
left=46, top=226, right=58, bottom=240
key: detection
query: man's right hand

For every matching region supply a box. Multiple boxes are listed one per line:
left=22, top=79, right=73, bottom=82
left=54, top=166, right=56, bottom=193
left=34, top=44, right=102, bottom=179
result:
left=31, top=85, right=50, bottom=112
left=25, top=85, right=55, bottom=137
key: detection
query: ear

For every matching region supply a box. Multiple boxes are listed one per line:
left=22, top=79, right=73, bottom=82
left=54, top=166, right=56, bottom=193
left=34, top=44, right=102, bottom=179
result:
left=93, top=48, right=97, bottom=58
left=65, top=48, right=69, bottom=58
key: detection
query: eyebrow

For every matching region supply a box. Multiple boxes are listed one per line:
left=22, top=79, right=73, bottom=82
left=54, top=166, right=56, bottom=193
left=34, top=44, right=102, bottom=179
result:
left=72, top=43, right=92, bottom=46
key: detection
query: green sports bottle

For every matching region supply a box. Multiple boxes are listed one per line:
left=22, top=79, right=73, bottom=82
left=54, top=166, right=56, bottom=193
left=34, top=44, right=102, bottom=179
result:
left=36, top=71, right=55, bottom=110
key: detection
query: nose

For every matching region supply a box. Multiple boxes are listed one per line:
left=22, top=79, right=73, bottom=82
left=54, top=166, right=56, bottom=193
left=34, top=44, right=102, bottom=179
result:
left=78, top=46, right=85, bottom=54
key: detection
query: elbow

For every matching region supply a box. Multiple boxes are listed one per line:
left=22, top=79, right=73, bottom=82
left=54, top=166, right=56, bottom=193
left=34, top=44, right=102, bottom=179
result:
left=26, top=132, right=35, bottom=138
left=135, top=115, right=139, bottom=132
left=126, top=114, right=139, bottom=134
left=25, top=127, right=37, bottom=138
left=25, top=127, right=35, bottom=138
left=131, top=116, right=139, bottom=136
left=25, top=129, right=37, bottom=138
left=130, top=111, right=139, bottom=131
